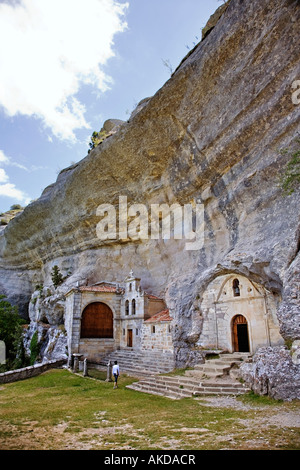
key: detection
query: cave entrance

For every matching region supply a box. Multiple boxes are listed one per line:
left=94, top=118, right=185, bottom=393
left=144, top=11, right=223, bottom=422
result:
left=232, top=315, right=250, bottom=352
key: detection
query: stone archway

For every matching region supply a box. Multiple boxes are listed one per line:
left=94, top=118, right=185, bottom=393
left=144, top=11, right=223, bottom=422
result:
left=81, top=302, right=113, bottom=339
left=232, top=314, right=250, bottom=352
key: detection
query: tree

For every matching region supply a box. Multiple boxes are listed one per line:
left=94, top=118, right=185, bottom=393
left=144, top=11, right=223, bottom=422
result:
left=0, top=295, right=28, bottom=370
left=88, top=129, right=110, bottom=153
left=51, top=265, right=64, bottom=288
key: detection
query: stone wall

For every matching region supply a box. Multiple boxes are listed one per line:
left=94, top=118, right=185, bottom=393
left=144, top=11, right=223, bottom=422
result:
left=78, top=338, right=115, bottom=362
left=0, top=359, right=66, bottom=384
left=141, top=322, right=173, bottom=353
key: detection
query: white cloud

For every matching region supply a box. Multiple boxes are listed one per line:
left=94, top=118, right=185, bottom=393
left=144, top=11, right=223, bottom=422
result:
left=0, top=149, right=31, bottom=204
left=0, top=150, right=9, bottom=164
left=0, top=149, right=29, bottom=171
left=0, top=183, right=31, bottom=205
left=0, top=168, right=9, bottom=184
left=0, top=0, right=128, bottom=142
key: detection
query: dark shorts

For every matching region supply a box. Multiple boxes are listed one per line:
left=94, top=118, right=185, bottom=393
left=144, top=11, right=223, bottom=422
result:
left=114, top=373, right=119, bottom=382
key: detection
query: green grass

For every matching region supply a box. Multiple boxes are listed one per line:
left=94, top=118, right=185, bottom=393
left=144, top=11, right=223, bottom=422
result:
left=238, top=390, right=283, bottom=406
left=0, top=369, right=299, bottom=450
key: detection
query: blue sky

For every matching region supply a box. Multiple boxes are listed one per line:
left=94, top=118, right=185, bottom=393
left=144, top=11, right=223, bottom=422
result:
left=0, top=0, right=221, bottom=213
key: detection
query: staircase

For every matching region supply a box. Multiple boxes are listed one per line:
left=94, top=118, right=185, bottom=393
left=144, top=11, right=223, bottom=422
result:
left=185, top=352, right=252, bottom=380
left=99, top=349, right=175, bottom=377
left=126, top=352, right=252, bottom=399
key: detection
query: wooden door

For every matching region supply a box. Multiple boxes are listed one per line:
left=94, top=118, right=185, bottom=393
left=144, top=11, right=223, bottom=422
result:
left=232, top=315, right=249, bottom=352
left=81, top=302, right=113, bottom=338
left=127, top=329, right=133, bottom=347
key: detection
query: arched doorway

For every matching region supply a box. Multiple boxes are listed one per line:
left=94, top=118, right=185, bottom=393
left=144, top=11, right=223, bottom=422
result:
left=232, top=315, right=250, bottom=352
left=81, top=302, right=113, bottom=338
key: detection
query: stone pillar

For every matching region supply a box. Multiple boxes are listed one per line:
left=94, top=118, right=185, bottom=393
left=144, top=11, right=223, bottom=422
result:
left=67, top=354, right=73, bottom=369
left=83, top=358, right=88, bottom=376
left=72, top=353, right=82, bottom=373
left=70, top=290, right=83, bottom=357
left=73, top=355, right=79, bottom=373
left=106, top=360, right=113, bottom=382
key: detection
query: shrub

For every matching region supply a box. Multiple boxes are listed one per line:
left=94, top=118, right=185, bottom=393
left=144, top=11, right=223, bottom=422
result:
left=10, top=204, right=23, bottom=211
left=87, top=129, right=110, bottom=153
left=51, top=266, right=64, bottom=288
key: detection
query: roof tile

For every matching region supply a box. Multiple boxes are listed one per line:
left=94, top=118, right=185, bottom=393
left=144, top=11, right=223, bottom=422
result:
left=145, top=309, right=172, bottom=323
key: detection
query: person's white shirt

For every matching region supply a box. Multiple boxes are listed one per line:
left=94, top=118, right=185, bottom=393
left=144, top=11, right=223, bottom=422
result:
left=112, top=364, right=119, bottom=375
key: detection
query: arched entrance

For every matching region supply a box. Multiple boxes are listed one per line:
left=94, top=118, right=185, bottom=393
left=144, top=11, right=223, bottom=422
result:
left=81, top=302, right=113, bottom=339
left=232, top=315, right=250, bottom=352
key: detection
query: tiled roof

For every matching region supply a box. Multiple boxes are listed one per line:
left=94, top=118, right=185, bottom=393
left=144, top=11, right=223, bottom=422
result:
left=145, top=293, right=164, bottom=301
left=75, top=284, right=162, bottom=298
left=79, top=285, right=118, bottom=293
left=145, top=309, right=172, bottom=323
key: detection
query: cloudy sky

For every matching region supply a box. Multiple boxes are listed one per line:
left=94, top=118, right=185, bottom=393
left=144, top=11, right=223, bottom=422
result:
left=0, top=0, right=221, bottom=212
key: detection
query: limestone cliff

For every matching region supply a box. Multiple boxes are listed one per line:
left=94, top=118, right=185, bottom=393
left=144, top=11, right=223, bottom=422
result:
left=0, top=0, right=299, bottom=398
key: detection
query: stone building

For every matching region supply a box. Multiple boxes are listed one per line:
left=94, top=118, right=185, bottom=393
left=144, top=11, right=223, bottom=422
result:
left=65, top=271, right=173, bottom=362
left=198, top=274, right=284, bottom=353
left=65, top=270, right=284, bottom=364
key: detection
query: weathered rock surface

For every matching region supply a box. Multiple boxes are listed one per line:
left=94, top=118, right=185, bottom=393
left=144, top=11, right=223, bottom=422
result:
left=240, top=346, right=300, bottom=401
left=0, top=0, right=299, bottom=397
left=23, top=322, right=68, bottom=363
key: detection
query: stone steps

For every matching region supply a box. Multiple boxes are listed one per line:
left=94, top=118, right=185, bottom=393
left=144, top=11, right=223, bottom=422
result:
left=125, top=352, right=252, bottom=399
left=186, top=353, right=252, bottom=379
left=100, top=349, right=175, bottom=377
left=126, top=375, right=250, bottom=400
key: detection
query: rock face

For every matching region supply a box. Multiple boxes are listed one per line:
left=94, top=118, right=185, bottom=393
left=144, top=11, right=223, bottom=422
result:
left=240, top=345, right=300, bottom=401
left=0, top=0, right=299, bottom=398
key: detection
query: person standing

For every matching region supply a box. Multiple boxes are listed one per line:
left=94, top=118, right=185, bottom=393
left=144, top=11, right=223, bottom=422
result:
left=112, top=361, right=120, bottom=389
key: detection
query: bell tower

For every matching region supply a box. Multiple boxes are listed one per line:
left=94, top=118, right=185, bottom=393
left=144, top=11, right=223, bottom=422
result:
left=125, top=269, right=141, bottom=295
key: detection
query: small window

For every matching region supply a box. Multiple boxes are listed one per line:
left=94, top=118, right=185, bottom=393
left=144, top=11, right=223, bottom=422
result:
left=233, top=278, right=240, bottom=297
left=129, top=283, right=132, bottom=292
left=151, top=325, right=156, bottom=334
left=125, top=300, right=129, bottom=315
left=136, top=328, right=139, bottom=336
left=132, top=299, right=136, bottom=315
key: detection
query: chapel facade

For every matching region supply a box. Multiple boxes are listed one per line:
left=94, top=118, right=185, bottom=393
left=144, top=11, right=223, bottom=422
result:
left=65, top=270, right=173, bottom=362
left=198, top=273, right=284, bottom=353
